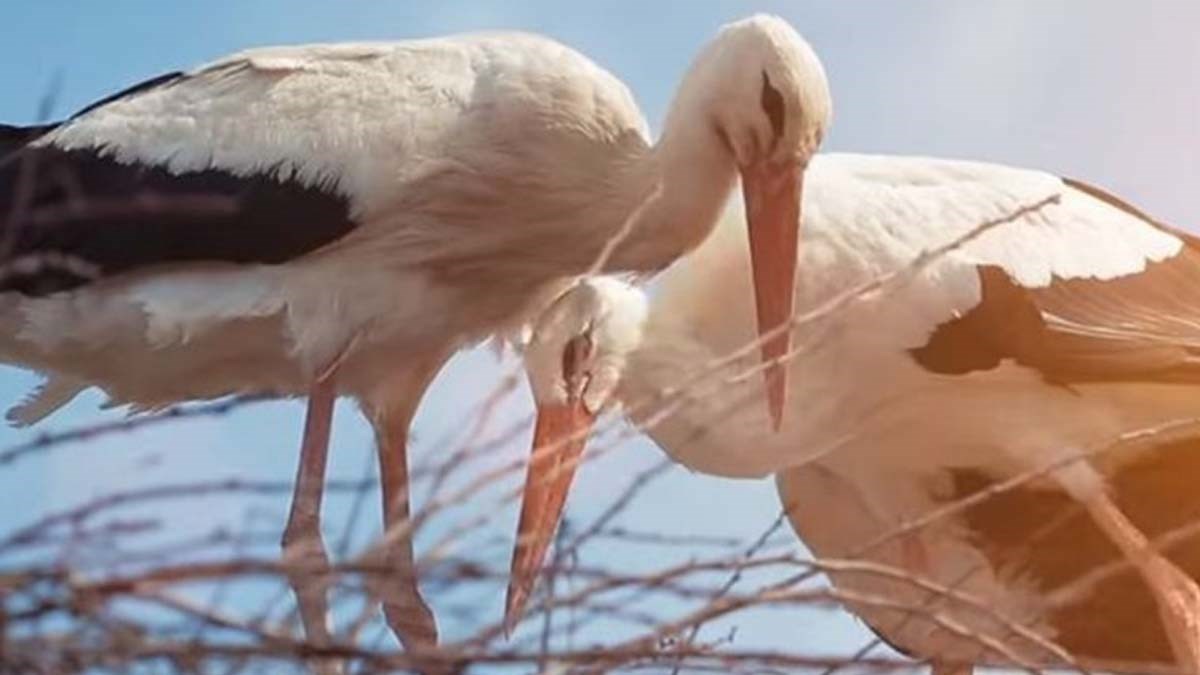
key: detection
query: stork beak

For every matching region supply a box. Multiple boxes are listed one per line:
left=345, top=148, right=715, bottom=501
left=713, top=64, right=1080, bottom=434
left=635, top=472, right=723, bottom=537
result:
left=504, top=398, right=595, bottom=633
left=740, top=160, right=802, bottom=432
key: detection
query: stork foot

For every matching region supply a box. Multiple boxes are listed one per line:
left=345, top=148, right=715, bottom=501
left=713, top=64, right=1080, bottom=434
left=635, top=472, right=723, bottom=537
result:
left=361, top=546, right=439, bottom=651
left=376, top=560, right=445, bottom=674
left=380, top=572, right=438, bottom=651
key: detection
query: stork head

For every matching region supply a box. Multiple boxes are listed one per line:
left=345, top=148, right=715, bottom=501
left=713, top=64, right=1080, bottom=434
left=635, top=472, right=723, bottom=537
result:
left=667, top=14, right=831, bottom=432
left=505, top=277, right=647, bottom=631
left=680, top=14, right=832, bottom=170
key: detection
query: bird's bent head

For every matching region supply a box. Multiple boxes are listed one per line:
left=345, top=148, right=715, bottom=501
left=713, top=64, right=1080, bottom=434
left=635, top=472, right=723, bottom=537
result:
left=669, top=14, right=829, bottom=431
left=505, top=277, right=647, bottom=632
left=687, top=14, right=832, bottom=170
left=524, top=277, right=647, bottom=417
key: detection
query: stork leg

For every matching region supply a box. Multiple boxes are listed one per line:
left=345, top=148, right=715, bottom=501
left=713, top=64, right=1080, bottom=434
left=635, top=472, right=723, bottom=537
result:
left=372, top=419, right=437, bottom=650
left=281, top=373, right=341, bottom=675
left=360, top=352, right=448, bottom=654
left=1059, top=462, right=1200, bottom=674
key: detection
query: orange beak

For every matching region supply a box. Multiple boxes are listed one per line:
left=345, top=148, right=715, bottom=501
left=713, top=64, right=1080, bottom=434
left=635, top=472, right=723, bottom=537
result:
left=740, top=160, right=802, bottom=432
left=504, top=398, right=596, bottom=633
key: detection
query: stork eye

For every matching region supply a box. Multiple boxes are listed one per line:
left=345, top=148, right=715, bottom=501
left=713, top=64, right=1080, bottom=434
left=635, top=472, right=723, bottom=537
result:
left=562, top=332, right=594, bottom=394
left=760, top=71, right=786, bottom=144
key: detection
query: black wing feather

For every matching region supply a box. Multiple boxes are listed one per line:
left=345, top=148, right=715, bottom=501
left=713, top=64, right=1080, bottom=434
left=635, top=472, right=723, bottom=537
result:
left=911, top=179, right=1200, bottom=385
left=0, top=71, right=359, bottom=297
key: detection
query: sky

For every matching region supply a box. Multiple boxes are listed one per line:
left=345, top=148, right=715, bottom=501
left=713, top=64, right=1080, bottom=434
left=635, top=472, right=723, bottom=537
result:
left=1, top=2, right=1199, bottom=673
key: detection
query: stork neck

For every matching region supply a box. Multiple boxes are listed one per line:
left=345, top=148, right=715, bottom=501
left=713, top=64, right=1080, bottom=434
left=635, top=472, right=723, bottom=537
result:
left=605, top=117, right=738, bottom=272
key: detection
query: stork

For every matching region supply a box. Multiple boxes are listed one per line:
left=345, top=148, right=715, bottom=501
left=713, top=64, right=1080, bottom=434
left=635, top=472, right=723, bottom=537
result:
left=0, top=14, right=829, bottom=664
left=513, top=159, right=1200, bottom=674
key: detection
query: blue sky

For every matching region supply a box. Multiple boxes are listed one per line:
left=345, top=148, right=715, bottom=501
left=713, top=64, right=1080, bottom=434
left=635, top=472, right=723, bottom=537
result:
left=2, top=2, right=1198, bottom=671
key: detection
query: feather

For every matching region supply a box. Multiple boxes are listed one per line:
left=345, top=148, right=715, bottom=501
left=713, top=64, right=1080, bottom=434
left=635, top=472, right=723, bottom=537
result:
left=6, top=375, right=86, bottom=426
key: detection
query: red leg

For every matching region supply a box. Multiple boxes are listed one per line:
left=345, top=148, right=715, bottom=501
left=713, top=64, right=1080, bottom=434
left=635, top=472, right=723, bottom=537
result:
left=359, top=351, right=448, bottom=655
left=375, top=419, right=437, bottom=649
left=281, top=374, right=341, bottom=675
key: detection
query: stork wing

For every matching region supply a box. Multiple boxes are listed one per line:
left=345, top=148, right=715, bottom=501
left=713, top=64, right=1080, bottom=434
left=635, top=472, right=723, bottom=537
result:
left=0, top=35, right=650, bottom=296
left=911, top=178, right=1200, bottom=385
left=0, top=42, right=482, bottom=295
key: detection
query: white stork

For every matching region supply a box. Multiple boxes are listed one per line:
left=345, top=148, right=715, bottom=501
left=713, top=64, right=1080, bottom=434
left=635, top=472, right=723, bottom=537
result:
left=513, top=158, right=1200, bottom=674
left=0, top=15, right=829, bottom=661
